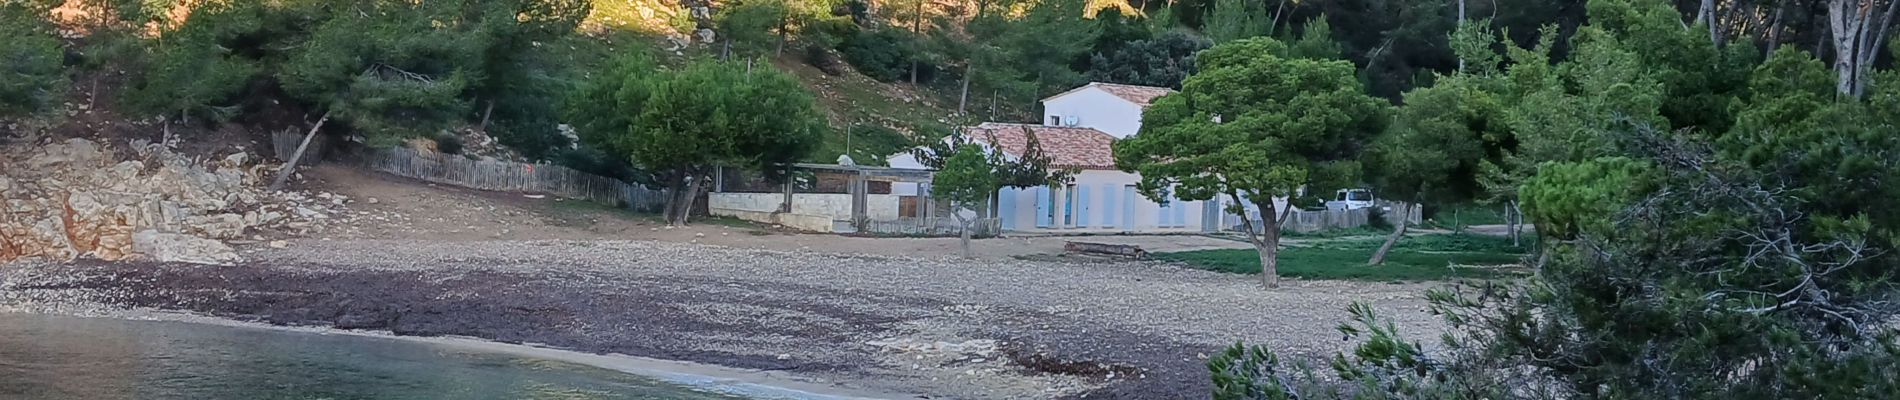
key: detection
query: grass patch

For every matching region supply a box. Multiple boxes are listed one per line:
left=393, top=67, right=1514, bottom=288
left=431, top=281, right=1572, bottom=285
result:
left=1156, top=234, right=1531, bottom=282
left=1424, top=203, right=1509, bottom=230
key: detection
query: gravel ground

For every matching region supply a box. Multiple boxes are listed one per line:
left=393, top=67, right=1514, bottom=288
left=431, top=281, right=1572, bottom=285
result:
left=0, top=239, right=1447, bottom=399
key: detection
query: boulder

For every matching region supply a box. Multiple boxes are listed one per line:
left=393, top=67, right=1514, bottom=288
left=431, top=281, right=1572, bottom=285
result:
left=132, top=230, right=240, bottom=266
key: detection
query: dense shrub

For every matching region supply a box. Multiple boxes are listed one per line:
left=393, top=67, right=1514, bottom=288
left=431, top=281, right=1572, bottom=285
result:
left=434, top=134, right=465, bottom=155
left=837, top=28, right=927, bottom=82
left=0, top=2, right=67, bottom=117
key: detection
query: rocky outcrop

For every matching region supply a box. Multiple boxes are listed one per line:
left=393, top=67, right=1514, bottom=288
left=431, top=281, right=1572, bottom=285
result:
left=1, top=138, right=339, bottom=265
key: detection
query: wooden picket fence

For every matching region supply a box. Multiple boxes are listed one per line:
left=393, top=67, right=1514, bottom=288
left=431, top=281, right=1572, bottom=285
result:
left=357, top=147, right=666, bottom=212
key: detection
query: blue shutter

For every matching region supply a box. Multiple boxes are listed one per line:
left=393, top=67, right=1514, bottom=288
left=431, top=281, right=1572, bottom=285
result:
left=1121, top=186, right=1136, bottom=230
left=1170, top=198, right=1185, bottom=226
left=998, top=188, right=1018, bottom=230
left=1100, top=183, right=1117, bottom=228
left=1035, top=186, right=1053, bottom=228
left=1156, top=194, right=1172, bottom=228
left=1075, top=185, right=1091, bottom=227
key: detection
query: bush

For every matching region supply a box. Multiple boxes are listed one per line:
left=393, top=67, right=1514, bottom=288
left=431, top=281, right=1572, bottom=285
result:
left=1365, top=207, right=1391, bottom=230
left=837, top=28, right=925, bottom=82
left=804, top=44, right=848, bottom=76
left=434, top=134, right=464, bottom=154
left=1210, top=123, right=1900, bottom=399
left=0, top=3, right=67, bottom=117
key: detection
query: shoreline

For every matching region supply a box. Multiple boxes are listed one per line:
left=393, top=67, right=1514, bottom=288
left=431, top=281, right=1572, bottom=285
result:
left=0, top=308, right=912, bottom=400
left=1, top=239, right=1448, bottom=399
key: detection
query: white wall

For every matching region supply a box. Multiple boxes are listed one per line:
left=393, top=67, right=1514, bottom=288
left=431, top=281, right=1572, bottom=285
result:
left=998, top=170, right=1214, bottom=232
left=708, top=193, right=901, bottom=220
left=886, top=152, right=925, bottom=196
left=1042, top=87, right=1147, bottom=138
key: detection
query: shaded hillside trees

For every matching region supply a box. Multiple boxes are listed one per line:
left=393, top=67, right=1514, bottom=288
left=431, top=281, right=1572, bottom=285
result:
left=1085, top=29, right=1212, bottom=88
left=116, top=0, right=598, bottom=162
left=0, top=1, right=66, bottom=118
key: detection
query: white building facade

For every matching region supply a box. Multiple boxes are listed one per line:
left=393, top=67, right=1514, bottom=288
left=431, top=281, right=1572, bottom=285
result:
left=890, top=82, right=1252, bottom=233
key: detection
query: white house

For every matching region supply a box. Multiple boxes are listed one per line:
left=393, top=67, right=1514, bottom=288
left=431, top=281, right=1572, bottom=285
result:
left=890, top=82, right=1265, bottom=233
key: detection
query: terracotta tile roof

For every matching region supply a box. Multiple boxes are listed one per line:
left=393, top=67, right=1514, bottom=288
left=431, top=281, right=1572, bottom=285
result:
left=1089, top=82, right=1175, bottom=106
left=967, top=122, right=1117, bottom=170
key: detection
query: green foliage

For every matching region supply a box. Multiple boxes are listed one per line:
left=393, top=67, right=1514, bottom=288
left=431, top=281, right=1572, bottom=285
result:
left=0, top=2, right=65, bottom=117
left=1203, top=0, right=1266, bottom=43
left=838, top=28, right=926, bottom=82
left=572, top=57, right=826, bottom=182
left=912, top=126, right=1075, bottom=189
left=716, top=0, right=841, bottom=58
left=1519, top=157, right=1654, bottom=240
left=1216, top=119, right=1900, bottom=398
left=1085, top=29, right=1211, bottom=89
left=1366, top=74, right=1495, bottom=205
left=816, top=124, right=910, bottom=166
left=1280, top=16, right=1340, bottom=61
left=278, top=1, right=478, bottom=144
left=434, top=134, right=465, bottom=155
left=1116, top=37, right=1388, bottom=213
left=929, top=145, right=999, bottom=210
left=1208, top=342, right=1305, bottom=400
left=996, top=0, right=1099, bottom=95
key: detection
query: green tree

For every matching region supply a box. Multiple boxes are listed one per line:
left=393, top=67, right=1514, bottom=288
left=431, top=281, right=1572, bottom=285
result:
left=998, top=0, right=1099, bottom=96
left=1208, top=120, right=1900, bottom=399
left=1085, top=29, right=1212, bottom=89
left=0, top=1, right=65, bottom=118
left=1280, top=15, right=1340, bottom=60
left=1362, top=75, right=1495, bottom=265
left=571, top=59, right=826, bottom=225
left=1203, top=0, right=1264, bottom=43
left=123, top=0, right=266, bottom=123
left=930, top=146, right=1000, bottom=258
left=270, top=0, right=481, bottom=190
left=1115, top=37, right=1389, bottom=289
left=462, top=0, right=592, bottom=159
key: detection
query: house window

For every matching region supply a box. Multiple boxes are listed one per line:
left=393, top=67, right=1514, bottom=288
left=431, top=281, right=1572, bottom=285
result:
left=1048, top=116, right=1060, bottom=126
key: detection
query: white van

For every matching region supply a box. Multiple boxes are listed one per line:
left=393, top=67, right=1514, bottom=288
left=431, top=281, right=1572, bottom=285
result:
left=1327, top=189, right=1376, bottom=210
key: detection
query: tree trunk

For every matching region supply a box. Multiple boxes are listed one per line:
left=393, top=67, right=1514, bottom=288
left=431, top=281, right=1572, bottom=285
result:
left=674, top=171, right=706, bottom=226
left=1767, top=2, right=1786, bottom=57
left=1508, top=200, right=1522, bottom=247
left=1699, top=0, right=1719, bottom=45
left=1232, top=193, right=1286, bottom=289
left=478, top=100, right=495, bottom=132
left=910, top=61, right=919, bottom=85
left=1368, top=202, right=1411, bottom=265
left=958, top=64, right=973, bottom=115
left=663, top=176, right=688, bottom=225
left=269, top=111, right=332, bottom=191
left=776, top=27, right=787, bottom=57
left=988, top=90, right=998, bottom=119
left=1457, top=0, right=1467, bottom=72
left=1257, top=216, right=1282, bottom=289
left=1826, top=0, right=1897, bottom=97
left=956, top=213, right=973, bottom=258
left=1268, top=0, right=1289, bottom=36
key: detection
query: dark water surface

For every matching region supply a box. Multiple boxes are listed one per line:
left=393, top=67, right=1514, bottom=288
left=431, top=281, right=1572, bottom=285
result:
left=0, top=313, right=748, bottom=399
